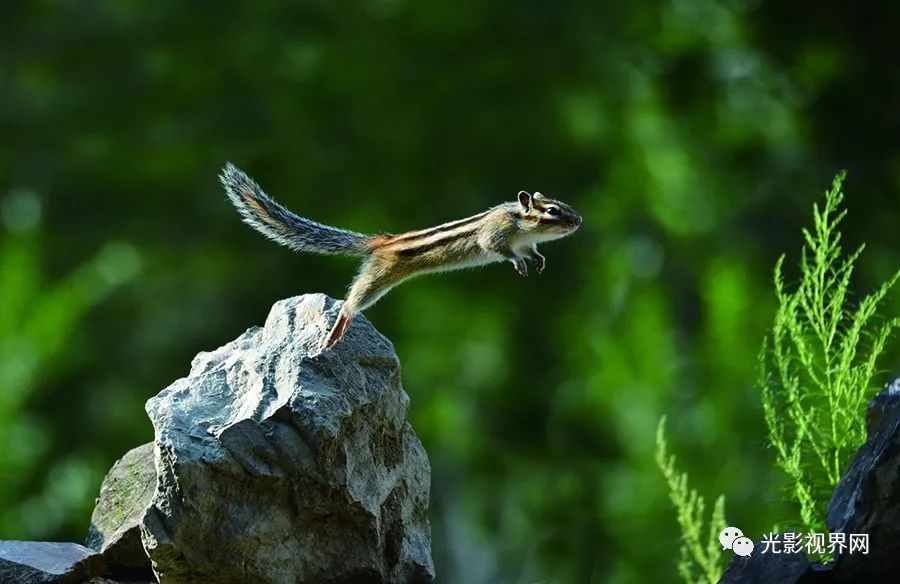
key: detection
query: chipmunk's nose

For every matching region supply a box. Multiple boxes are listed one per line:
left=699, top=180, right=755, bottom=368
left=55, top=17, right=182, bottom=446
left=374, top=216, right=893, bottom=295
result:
left=572, top=214, right=582, bottom=228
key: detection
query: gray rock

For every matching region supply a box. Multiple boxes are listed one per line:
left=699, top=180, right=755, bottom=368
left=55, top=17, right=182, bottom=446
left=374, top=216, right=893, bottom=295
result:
left=0, top=541, right=106, bottom=583
left=140, top=294, right=433, bottom=584
left=826, top=378, right=900, bottom=581
left=719, top=537, right=812, bottom=584
left=86, top=443, right=156, bottom=576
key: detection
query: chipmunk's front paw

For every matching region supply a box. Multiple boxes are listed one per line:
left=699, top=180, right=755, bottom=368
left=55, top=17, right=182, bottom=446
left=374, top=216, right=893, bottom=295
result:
left=511, top=258, right=528, bottom=277
left=532, top=253, right=545, bottom=274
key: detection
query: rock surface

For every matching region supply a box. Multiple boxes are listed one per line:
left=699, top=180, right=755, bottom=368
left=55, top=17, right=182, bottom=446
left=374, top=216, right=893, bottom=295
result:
left=826, top=378, right=900, bottom=580
left=0, top=540, right=106, bottom=583
left=86, top=442, right=156, bottom=577
left=718, top=538, right=812, bottom=584
left=139, top=294, right=433, bottom=584
left=88, top=580, right=155, bottom=584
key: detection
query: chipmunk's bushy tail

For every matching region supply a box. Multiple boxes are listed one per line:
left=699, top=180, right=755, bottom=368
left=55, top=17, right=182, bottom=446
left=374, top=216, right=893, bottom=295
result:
left=220, top=163, right=370, bottom=256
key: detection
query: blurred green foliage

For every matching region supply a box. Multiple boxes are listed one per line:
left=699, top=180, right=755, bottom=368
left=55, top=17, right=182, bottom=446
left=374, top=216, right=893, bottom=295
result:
left=1, top=1, right=899, bottom=583
left=0, top=190, right=140, bottom=539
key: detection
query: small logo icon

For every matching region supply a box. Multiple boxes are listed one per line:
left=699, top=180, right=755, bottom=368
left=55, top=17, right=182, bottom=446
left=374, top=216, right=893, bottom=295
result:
left=732, top=536, right=754, bottom=557
left=719, top=526, right=754, bottom=557
left=719, top=527, right=743, bottom=550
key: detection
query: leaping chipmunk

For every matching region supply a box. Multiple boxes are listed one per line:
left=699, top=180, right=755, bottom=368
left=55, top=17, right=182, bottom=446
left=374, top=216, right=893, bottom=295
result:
left=220, top=164, right=582, bottom=349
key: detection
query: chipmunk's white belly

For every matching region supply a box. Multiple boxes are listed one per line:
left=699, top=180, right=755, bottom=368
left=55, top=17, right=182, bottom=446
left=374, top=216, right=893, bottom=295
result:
left=513, top=231, right=559, bottom=252
left=461, top=252, right=505, bottom=268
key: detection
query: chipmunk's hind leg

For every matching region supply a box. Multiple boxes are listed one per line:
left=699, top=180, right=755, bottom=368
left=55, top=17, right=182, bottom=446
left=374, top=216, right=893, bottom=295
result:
left=322, top=260, right=400, bottom=350
left=325, top=310, right=354, bottom=349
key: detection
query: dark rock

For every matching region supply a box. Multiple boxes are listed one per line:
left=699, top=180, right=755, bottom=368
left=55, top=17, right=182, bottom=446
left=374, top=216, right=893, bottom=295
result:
left=0, top=541, right=106, bottom=583
left=797, top=563, right=835, bottom=583
left=86, top=443, right=156, bottom=578
left=719, top=537, right=812, bottom=584
left=826, top=378, right=900, bottom=581
left=88, top=579, right=156, bottom=584
left=139, top=294, right=433, bottom=584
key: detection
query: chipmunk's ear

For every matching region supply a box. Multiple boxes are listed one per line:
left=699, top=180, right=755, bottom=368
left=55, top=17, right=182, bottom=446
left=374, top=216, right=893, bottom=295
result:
left=518, top=190, right=532, bottom=211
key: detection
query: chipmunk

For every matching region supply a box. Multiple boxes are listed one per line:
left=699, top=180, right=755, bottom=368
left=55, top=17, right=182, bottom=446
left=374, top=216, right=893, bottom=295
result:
left=220, top=163, right=582, bottom=349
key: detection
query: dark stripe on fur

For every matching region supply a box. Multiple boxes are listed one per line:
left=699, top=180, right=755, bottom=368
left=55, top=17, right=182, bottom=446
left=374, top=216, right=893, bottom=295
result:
left=389, top=211, right=489, bottom=243
left=393, top=228, right=476, bottom=257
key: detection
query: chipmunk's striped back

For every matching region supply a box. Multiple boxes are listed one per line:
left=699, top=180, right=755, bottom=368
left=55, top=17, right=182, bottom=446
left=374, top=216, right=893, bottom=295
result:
left=220, top=163, right=369, bottom=256
left=369, top=209, right=497, bottom=263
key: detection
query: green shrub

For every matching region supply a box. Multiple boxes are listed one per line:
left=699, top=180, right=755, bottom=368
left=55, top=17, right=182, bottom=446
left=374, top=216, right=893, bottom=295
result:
left=656, top=417, right=727, bottom=584
left=759, top=172, right=899, bottom=532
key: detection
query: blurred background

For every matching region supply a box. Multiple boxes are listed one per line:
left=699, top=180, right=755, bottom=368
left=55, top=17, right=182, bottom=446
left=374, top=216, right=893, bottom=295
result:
left=2, top=1, right=899, bottom=582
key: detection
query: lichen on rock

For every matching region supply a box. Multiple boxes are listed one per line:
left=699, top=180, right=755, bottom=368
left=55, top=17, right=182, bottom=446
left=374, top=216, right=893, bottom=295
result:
left=86, top=442, right=155, bottom=577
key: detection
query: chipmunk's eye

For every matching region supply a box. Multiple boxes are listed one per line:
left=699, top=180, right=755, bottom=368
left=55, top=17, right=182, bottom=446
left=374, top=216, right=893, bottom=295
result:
left=546, top=206, right=560, bottom=217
